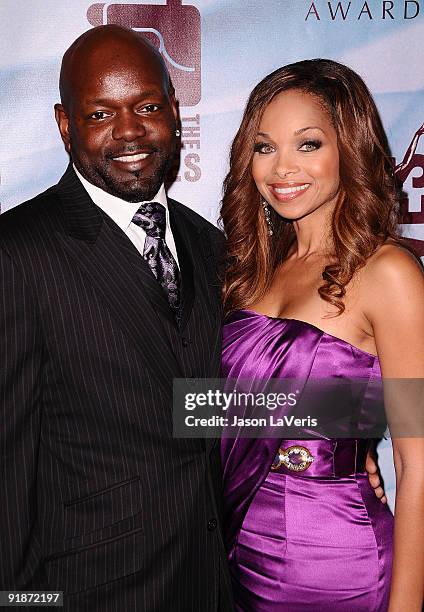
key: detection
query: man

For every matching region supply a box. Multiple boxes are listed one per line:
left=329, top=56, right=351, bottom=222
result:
left=0, top=23, right=386, bottom=612
left=0, top=25, right=232, bottom=611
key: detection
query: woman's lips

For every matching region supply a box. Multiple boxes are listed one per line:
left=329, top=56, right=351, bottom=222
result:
left=268, top=182, right=310, bottom=202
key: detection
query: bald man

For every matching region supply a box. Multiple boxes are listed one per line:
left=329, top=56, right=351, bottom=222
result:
left=0, top=26, right=233, bottom=611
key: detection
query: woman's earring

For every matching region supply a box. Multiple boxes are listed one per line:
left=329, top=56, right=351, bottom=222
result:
left=262, top=201, right=274, bottom=236
left=175, top=129, right=181, bottom=137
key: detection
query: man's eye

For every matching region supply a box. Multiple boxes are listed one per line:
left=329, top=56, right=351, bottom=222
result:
left=254, top=142, right=274, bottom=154
left=139, top=104, right=160, bottom=113
left=90, top=111, right=110, bottom=120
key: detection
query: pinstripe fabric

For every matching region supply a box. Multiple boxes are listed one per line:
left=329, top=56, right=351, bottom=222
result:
left=0, top=166, right=233, bottom=611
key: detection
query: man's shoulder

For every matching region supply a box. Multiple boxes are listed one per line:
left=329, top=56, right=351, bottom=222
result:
left=0, top=185, right=62, bottom=248
left=169, top=197, right=225, bottom=245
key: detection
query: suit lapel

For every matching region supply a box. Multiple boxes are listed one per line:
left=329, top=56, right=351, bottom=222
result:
left=168, top=200, right=195, bottom=332
left=169, top=199, right=222, bottom=331
left=55, top=166, right=183, bottom=381
left=197, top=224, right=223, bottom=313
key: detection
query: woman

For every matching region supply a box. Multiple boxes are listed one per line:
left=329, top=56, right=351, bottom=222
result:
left=220, top=59, right=424, bottom=611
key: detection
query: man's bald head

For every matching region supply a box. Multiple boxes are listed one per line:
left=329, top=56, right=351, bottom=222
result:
left=59, top=25, right=172, bottom=111
left=54, top=24, right=179, bottom=202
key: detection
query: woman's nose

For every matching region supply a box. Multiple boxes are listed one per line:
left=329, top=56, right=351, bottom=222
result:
left=274, top=151, right=300, bottom=179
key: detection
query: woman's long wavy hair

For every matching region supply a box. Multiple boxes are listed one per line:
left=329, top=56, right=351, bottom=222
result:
left=220, top=59, right=400, bottom=315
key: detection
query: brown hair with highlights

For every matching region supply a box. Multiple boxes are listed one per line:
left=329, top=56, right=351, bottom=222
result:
left=220, top=58, right=400, bottom=315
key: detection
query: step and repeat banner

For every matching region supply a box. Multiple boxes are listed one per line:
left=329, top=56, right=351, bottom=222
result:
left=2, top=0, right=424, bottom=507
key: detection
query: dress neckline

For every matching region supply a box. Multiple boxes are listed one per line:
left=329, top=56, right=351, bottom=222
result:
left=235, top=309, right=379, bottom=359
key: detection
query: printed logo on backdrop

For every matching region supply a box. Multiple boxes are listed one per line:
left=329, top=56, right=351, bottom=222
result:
left=87, top=1, right=201, bottom=183
left=305, top=1, right=422, bottom=21
left=395, top=124, right=424, bottom=256
left=303, top=2, right=424, bottom=256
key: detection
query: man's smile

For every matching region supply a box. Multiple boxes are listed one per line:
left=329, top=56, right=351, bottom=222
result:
left=112, top=152, right=150, bottom=163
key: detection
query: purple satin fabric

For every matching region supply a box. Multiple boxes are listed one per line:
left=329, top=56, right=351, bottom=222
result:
left=221, top=310, right=393, bottom=611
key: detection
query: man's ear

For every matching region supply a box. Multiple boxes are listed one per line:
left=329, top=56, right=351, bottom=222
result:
left=170, top=92, right=180, bottom=135
left=54, top=103, right=71, bottom=154
left=167, top=84, right=179, bottom=123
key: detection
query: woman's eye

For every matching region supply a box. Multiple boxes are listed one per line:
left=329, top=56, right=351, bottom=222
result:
left=299, top=140, right=321, bottom=152
left=254, top=142, right=274, bottom=154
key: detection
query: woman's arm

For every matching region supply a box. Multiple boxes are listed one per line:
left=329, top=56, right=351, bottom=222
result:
left=364, top=244, right=424, bottom=612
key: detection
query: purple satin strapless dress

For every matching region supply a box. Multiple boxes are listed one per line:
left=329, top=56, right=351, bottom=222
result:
left=221, top=310, right=393, bottom=611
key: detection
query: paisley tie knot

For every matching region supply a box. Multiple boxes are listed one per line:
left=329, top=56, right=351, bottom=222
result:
left=132, top=202, right=166, bottom=239
left=131, top=201, right=180, bottom=313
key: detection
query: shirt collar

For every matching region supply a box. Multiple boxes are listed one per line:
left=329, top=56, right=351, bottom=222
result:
left=73, top=164, right=168, bottom=232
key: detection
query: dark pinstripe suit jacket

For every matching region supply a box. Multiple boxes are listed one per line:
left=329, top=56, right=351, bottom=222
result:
left=0, top=166, right=233, bottom=611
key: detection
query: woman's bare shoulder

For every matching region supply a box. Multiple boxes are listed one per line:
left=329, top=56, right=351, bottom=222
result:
left=363, top=241, right=423, bottom=284
left=360, top=240, right=424, bottom=322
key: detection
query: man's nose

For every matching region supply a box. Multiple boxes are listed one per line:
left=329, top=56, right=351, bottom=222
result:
left=274, top=150, right=300, bottom=179
left=112, top=110, right=146, bottom=141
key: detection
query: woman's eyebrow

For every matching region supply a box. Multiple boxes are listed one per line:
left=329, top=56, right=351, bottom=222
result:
left=294, top=126, right=325, bottom=135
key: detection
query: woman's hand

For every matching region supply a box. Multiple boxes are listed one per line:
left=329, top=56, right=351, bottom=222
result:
left=366, top=449, right=387, bottom=504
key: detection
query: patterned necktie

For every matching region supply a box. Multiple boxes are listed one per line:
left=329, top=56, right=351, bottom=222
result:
left=132, top=202, right=180, bottom=311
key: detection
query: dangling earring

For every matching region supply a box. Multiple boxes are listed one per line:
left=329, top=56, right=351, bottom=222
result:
left=262, top=201, right=274, bottom=236
left=175, top=129, right=181, bottom=137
